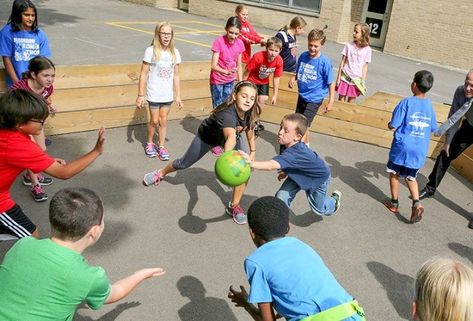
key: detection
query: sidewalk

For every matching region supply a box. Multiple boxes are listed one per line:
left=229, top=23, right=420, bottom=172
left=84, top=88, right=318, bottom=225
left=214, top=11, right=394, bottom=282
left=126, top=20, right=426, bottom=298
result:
left=0, top=1, right=472, bottom=320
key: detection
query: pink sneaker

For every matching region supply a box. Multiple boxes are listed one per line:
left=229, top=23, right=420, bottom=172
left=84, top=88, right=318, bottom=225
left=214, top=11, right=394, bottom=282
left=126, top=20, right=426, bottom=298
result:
left=211, top=146, right=224, bottom=157
left=157, top=146, right=170, bottom=161
left=143, top=170, right=163, bottom=186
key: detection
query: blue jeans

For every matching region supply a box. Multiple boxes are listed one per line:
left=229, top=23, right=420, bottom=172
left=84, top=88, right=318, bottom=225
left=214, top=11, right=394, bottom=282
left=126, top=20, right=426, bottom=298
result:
left=276, top=177, right=336, bottom=216
left=210, top=82, right=234, bottom=108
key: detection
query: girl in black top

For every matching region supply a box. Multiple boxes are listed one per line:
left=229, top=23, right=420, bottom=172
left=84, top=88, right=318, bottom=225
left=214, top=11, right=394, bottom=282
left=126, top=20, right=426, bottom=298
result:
left=143, top=81, right=260, bottom=224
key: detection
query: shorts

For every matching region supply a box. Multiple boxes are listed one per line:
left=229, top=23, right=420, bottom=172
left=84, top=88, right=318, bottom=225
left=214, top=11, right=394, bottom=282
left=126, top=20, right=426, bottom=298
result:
left=148, top=101, right=173, bottom=109
left=0, top=204, right=36, bottom=238
left=386, top=160, right=419, bottom=181
left=295, top=96, right=322, bottom=126
left=336, top=81, right=359, bottom=98
left=256, top=83, right=269, bottom=96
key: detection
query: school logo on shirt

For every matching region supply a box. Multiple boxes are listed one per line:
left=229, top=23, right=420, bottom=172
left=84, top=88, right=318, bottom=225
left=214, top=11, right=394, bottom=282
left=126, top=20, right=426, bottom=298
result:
left=13, top=37, right=39, bottom=62
left=408, top=112, right=431, bottom=137
left=298, top=62, right=317, bottom=83
left=258, top=65, right=275, bottom=79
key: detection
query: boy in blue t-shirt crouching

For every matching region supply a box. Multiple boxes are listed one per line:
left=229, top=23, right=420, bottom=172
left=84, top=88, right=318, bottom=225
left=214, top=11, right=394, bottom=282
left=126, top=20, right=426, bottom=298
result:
left=240, top=113, right=340, bottom=216
left=228, top=196, right=365, bottom=321
left=383, top=70, right=437, bottom=223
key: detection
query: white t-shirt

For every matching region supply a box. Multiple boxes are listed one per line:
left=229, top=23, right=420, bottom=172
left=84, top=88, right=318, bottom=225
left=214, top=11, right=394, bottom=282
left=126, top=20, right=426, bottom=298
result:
left=143, top=46, right=181, bottom=102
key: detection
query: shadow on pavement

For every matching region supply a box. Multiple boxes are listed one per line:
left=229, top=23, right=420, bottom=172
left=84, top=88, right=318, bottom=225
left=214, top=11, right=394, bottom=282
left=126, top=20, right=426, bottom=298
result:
left=177, top=275, right=237, bottom=321
left=448, top=242, right=473, bottom=265
left=367, top=261, right=414, bottom=321
left=74, top=301, right=141, bottom=321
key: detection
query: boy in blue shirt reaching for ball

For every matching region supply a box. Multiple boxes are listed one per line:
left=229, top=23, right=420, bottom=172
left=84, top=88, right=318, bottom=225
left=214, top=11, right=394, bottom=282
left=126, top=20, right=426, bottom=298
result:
left=383, top=70, right=437, bottom=223
left=240, top=113, right=340, bottom=217
left=228, top=196, right=365, bottom=321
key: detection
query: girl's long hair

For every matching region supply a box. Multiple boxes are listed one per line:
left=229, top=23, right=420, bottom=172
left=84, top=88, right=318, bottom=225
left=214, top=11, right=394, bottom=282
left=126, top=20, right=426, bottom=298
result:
left=354, top=23, right=370, bottom=47
left=212, top=81, right=260, bottom=130
left=151, top=22, right=176, bottom=63
left=8, top=0, right=38, bottom=32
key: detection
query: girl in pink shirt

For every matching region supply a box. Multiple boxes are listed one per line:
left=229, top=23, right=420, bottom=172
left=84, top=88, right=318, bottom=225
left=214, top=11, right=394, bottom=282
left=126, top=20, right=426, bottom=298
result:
left=335, top=23, right=372, bottom=103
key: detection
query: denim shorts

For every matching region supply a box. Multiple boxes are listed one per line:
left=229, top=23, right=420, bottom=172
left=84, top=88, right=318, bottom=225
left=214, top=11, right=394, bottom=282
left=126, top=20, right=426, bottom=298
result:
left=148, top=101, right=173, bottom=109
left=386, top=160, right=419, bottom=181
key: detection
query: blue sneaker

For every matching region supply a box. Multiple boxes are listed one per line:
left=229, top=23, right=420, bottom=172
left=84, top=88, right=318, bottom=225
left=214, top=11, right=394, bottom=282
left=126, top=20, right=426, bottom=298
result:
left=145, top=143, right=157, bottom=158
left=143, top=170, right=163, bottom=186
left=157, top=146, right=170, bottom=161
left=225, top=202, right=247, bottom=225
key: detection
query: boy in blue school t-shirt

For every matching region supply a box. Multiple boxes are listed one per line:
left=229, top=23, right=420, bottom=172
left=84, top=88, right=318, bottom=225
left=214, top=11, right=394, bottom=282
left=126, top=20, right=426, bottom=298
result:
left=240, top=113, right=341, bottom=216
left=383, top=70, right=437, bottom=223
left=289, top=28, right=334, bottom=145
left=228, top=196, right=365, bottom=321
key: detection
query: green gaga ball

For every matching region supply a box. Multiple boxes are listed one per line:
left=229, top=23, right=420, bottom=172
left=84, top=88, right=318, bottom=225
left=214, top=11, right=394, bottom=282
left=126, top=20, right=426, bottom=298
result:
left=214, top=150, right=251, bottom=187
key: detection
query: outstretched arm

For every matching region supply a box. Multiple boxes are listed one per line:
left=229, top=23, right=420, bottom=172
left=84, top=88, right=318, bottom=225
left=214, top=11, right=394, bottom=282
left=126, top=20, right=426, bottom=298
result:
left=44, top=127, right=105, bottom=179
left=106, top=268, right=166, bottom=304
left=228, top=286, right=276, bottom=321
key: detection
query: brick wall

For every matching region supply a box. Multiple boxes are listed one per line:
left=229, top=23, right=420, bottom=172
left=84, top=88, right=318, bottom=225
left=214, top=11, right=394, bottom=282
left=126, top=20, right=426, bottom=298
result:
left=384, top=0, right=472, bottom=70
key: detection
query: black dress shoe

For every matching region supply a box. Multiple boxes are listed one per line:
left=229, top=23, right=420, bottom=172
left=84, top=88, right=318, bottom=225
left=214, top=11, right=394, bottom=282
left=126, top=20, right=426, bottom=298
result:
left=469, top=219, right=473, bottom=229
left=419, top=187, right=435, bottom=200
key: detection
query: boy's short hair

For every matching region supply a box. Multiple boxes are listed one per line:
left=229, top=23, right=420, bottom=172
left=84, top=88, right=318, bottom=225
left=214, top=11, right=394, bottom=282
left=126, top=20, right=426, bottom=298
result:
left=49, top=188, right=104, bottom=241
left=415, top=257, right=473, bottom=321
left=283, top=113, right=308, bottom=137
left=0, top=90, right=49, bottom=130
left=308, top=28, right=326, bottom=45
left=247, top=196, right=289, bottom=242
left=265, top=36, right=283, bottom=50
left=414, top=70, right=434, bottom=93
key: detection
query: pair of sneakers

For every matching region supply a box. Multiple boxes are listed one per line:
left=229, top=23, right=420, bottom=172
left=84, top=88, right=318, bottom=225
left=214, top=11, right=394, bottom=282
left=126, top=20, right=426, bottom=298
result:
left=383, top=199, right=424, bottom=223
left=23, top=174, right=53, bottom=202
left=145, top=143, right=169, bottom=161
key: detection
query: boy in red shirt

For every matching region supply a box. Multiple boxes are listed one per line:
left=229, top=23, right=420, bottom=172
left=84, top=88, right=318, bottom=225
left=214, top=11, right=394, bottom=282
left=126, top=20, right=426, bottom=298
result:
left=0, top=90, right=105, bottom=240
left=244, top=37, right=283, bottom=132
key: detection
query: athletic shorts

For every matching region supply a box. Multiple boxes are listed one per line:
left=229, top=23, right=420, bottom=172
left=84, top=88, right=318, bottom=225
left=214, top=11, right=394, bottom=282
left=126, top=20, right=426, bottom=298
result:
left=256, top=84, right=269, bottom=96
left=386, top=160, right=419, bottom=181
left=0, top=204, right=36, bottom=238
left=295, top=96, right=322, bottom=126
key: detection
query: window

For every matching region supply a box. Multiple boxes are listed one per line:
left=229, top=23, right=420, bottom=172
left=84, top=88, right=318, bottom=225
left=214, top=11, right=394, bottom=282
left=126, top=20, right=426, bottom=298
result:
left=245, top=0, right=321, bottom=13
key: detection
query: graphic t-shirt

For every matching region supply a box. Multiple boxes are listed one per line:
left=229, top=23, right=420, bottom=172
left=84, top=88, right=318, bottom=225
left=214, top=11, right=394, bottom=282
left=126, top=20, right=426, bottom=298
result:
left=0, top=24, right=51, bottom=87
left=210, top=35, right=244, bottom=85
left=0, top=237, right=111, bottom=321
left=246, top=50, right=283, bottom=85
left=296, top=52, right=333, bottom=103
left=389, top=96, right=438, bottom=169
left=142, top=46, right=181, bottom=102
left=0, top=130, right=55, bottom=212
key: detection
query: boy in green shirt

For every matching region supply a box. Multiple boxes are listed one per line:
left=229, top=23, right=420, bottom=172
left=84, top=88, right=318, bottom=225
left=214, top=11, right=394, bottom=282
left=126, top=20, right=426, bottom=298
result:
left=0, top=188, right=165, bottom=320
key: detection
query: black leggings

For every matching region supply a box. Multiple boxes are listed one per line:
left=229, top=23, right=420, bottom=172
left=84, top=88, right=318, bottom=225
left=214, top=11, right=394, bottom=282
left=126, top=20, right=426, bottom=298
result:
left=172, top=134, right=246, bottom=170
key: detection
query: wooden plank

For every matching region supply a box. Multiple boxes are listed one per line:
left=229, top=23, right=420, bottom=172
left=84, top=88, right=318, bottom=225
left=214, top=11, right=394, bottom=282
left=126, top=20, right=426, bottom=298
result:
left=44, top=97, right=212, bottom=135
left=463, top=145, right=473, bottom=159
left=360, top=91, right=449, bottom=121
left=452, top=153, right=473, bottom=182
left=260, top=105, right=444, bottom=157
left=0, top=61, right=211, bottom=90
left=53, top=79, right=210, bottom=112
left=267, top=89, right=444, bottom=142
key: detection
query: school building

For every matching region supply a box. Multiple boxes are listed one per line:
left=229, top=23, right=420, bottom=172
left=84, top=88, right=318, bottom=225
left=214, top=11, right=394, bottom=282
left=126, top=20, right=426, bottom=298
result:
left=130, top=0, right=472, bottom=71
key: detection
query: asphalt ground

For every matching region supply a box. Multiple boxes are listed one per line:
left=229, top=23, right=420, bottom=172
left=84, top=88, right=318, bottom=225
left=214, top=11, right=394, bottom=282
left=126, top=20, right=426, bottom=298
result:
left=0, top=1, right=472, bottom=320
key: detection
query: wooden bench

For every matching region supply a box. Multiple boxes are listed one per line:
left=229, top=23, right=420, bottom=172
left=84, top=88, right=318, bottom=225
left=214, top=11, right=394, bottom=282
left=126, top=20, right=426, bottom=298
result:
left=1, top=62, right=471, bottom=182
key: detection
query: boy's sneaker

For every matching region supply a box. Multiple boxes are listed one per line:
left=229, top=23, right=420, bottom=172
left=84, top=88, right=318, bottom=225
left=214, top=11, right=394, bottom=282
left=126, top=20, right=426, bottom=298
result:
left=145, top=143, right=157, bottom=158
left=410, top=203, right=424, bottom=223
left=225, top=202, right=247, bottom=225
left=383, top=199, right=399, bottom=213
left=211, top=146, right=224, bottom=157
left=143, top=170, right=163, bottom=186
left=23, top=173, right=53, bottom=186
left=157, top=146, right=170, bottom=161
left=31, top=184, right=48, bottom=202
left=332, top=190, right=342, bottom=213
